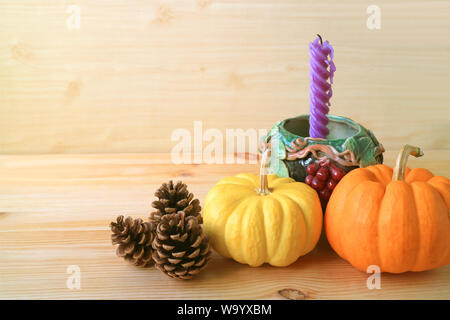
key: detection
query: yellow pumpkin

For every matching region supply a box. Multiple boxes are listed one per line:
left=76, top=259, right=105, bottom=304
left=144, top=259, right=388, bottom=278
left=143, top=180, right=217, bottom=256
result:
left=203, top=151, right=323, bottom=267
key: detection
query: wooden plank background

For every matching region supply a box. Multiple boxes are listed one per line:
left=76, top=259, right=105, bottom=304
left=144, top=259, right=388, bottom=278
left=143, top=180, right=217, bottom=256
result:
left=1, top=0, right=449, bottom=154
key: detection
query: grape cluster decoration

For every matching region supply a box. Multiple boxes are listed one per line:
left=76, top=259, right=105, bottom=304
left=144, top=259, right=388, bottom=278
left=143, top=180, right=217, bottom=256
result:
left=305, top=161, right=347, bottom=208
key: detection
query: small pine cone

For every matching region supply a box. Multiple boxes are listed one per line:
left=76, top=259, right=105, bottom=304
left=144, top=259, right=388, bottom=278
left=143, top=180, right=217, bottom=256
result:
left=110, top=215, right=155, bottom=267
left=150, top=181, right=202, bottom=225
left=152, top=211, right=211, bottom=280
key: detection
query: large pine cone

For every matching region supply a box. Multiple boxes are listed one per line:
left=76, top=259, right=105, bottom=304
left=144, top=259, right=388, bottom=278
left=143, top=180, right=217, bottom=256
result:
left=150, top=181, right=202, bottom=224
left=110, top=215, right=155, bottom=267
left=152, top=211, right=211, bottom=280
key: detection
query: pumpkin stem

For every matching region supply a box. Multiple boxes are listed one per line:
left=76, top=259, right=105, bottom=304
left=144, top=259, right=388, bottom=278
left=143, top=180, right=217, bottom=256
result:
left=258, top=148, right=270, bottom=195
left=392, top=144, right=424, bottom=181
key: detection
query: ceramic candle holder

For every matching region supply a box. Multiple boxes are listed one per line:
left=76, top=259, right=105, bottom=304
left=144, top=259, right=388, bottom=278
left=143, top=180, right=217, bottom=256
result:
left=261, top=114, right=385, bottom=182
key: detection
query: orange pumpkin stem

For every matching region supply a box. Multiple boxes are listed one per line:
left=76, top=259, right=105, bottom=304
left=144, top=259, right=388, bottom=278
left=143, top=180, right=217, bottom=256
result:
left=392, top=144, right=424, bottom=181
left=258, top=148, right=270, bottom=195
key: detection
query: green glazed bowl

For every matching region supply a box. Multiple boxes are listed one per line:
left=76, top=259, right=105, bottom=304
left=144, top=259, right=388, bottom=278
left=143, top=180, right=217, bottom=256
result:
left=261, top=114, right=385, bottom=182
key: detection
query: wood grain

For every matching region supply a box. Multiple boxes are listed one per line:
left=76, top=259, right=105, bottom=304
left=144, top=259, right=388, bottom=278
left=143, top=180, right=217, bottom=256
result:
left=0, top=152, right=449, bottom=299
left=1, top=0, right=450, bottom=154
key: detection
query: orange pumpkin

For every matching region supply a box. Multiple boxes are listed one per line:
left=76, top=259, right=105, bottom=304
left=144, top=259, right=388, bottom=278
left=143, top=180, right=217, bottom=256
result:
left=325, top=144, right=450, bottom=273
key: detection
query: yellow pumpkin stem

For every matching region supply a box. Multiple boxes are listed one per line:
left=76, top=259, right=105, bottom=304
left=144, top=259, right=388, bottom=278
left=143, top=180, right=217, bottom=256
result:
left=258, top=148, right=270, bottom=195
left=392, top=144, right=424, bottom=181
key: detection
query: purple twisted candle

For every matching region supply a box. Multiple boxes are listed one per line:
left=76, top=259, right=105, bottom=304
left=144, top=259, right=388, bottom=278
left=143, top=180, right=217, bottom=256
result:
left=309, top=35, right=336, bottom=139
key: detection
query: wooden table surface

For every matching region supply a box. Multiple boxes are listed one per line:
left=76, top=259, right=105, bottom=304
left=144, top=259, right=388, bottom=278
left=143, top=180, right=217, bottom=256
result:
left=0, top=151, right=449, bottom=300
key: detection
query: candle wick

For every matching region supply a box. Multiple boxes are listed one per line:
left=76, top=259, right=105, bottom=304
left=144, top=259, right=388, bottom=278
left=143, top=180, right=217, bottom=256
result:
left=316, top=34, right=323, bottom=47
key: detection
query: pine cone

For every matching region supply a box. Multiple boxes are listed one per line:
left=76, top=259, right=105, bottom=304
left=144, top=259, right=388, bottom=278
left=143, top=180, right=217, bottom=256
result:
left=110, top=215, right=155, bottom=267
left=152, top=211, right=211, bottom=280
left=150, top=181, right=202, bottom=224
